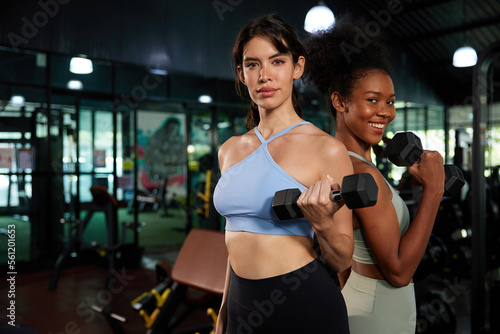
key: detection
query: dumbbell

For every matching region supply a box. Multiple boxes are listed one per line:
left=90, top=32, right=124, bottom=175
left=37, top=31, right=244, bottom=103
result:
left=386, top=132, right=465, bottom=196
left=272, top=173, right=378, bottom=220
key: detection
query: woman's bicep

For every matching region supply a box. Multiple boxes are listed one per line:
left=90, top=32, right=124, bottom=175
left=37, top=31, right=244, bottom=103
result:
left=354, top=174, right=405, bottom=281
left=324, top=142, right=354, bottom=237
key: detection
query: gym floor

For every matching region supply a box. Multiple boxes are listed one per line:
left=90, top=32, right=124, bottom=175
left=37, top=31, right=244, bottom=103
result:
left=0, top=250, right=217, bottom=334
left=0, top=251, right=478, bottom=334
left=0, top=204, right=220, bottom=334
left=0, top=200, right=489, bottom=333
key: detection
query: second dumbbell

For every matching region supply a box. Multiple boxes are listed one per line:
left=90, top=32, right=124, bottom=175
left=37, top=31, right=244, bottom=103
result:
left=272, top=173, right=379, bottom=220
left=386, top=132, right=465, bottom=196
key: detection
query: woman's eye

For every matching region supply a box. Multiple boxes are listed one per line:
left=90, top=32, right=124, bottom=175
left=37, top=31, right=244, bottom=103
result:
left=387, top=100, right=395, bottom=105
left=245, top=62, right=258, bottom=68
left=368, top=98, right=377, bottom=103
left=273, top=59, right=285, bottom=64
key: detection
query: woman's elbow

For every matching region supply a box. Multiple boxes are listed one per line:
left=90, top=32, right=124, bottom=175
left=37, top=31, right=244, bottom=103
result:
left=386, top=273, right=412, bottom=287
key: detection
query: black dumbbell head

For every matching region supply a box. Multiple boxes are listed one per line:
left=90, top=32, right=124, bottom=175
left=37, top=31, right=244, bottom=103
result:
left=387, top=132, right=424, bottom=167
left=341, top=173, right=378, bottom=209
left=444, top=165, right=465, bottom=197
left=272, top=188, right=303, bottom=220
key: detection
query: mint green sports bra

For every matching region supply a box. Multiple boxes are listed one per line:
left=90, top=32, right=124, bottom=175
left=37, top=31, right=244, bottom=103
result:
left=348, top=151, right=410, bottom=265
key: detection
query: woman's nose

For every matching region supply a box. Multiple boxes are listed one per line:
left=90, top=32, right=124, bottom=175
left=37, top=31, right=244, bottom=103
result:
left=378, top=105, right=393, bottom=118
left=259, top=67, right=271, bottom=82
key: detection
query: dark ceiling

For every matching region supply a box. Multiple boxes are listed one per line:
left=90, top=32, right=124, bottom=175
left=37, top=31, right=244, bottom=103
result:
left=329, top=0, right=500, bottom=104
left=1, top=0, right=499, bottom=106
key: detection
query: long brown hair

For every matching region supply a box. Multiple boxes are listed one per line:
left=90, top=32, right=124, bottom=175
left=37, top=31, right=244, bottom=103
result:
left=232, top=14, right=305, bottom=130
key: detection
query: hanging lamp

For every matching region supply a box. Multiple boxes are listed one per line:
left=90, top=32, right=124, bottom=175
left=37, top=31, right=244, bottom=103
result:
left=304, top=1, right=335, bottom=33
left=70, top=56, right=93, bottom=74
left=452, top=0, right=477, bottom=67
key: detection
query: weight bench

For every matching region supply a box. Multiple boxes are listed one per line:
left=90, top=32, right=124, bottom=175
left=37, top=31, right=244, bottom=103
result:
left=142, top=228, right=228, bottom=333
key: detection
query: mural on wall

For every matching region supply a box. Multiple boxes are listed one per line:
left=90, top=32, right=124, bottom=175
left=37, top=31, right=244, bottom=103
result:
left=137, top=112, right=187, bottom=203
left=144, top=117, right=184, bottom=177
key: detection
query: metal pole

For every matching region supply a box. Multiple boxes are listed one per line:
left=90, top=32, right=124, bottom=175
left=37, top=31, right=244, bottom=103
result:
left=471, top=41, right=500, bottom=333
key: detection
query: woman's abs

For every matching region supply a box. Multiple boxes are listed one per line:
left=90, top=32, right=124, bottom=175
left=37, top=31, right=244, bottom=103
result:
left=226, top=231, right=316, bottom=279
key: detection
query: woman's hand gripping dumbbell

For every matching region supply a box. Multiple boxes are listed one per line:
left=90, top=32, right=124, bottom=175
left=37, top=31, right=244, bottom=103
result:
left=272, top=173, right=379, bottom=220
left=386, top=132, right=465, bottom=196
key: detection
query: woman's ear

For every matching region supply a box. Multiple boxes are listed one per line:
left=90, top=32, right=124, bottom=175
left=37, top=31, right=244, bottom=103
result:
left=331, top=92, right=347, bottom=113
left=293, top=56, right=305, bottom=79
left=237, top=66, right=246, bottom=85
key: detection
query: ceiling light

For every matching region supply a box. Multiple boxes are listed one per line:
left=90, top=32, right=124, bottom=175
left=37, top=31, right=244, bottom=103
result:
left=70, top=56, right=93, bottom=74
left=198, top=95, right=213, bottom=103
left=10, top=95, right=25, bottom=107
left=148, top=67, right=168, bottom=76
left=453, top=46, right=477, bottom=67
left=67, top=80, right=83, bottom=90
left=453, top=0, right=477, bottom=68
left=304, top=1, right=335, bottom=33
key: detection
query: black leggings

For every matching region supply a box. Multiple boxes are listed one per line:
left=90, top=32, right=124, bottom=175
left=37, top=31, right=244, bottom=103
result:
left=226, top=259, right=350, bottom=334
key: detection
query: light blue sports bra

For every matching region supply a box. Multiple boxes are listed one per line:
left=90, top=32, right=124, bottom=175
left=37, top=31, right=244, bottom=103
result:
left=213, top=122, right=314, bottom=239
left=348, top=151, right=410, bottom=264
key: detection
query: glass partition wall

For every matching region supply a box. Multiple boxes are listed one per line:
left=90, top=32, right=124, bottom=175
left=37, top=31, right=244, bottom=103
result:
left=1, top=45, right=498, bottom=270
left=0, top=46, right=250, bottom=268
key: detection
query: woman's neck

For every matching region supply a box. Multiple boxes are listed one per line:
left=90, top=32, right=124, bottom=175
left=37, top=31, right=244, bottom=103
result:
left=257, top=108, right=302, bottom=140
left=335, top=128, right=373, bottom=161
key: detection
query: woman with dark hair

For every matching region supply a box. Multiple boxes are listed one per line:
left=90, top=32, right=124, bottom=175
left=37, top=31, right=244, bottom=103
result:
left=213, top=13, right=352, bottom=333
left=304, top=14, right=445, bottom=333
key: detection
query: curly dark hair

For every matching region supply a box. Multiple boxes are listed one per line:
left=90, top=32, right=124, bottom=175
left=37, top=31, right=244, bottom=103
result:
left=304, top=13, right=392, bottom=116
left=233, top=13, right=305, bottom=130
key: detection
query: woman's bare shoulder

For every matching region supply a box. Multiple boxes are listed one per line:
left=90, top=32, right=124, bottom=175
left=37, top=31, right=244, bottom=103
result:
left=299, top=124, right=348, bottom=154
left=219, top=130, right=254, bottom=154
left=218, top=130, right=258, bottom=171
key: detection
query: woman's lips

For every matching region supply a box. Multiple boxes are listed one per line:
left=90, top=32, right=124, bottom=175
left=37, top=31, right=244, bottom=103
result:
left=258, top=87, right=278, bottom=97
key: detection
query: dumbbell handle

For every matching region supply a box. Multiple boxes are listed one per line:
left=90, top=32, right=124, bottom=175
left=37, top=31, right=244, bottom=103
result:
left=330, top=190, right=343, bottom=203
left=295, top=189, right=344, bottom=205
left=275, top=189, right=345, bottom=220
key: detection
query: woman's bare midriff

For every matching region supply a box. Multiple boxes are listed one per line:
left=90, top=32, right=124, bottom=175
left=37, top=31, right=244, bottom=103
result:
left=226, top=231, right=317, bottom=279
left=351, top=260, right=386, bottom=280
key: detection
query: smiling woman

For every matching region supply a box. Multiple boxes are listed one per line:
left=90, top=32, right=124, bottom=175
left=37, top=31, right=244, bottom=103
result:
left=304, top=13, right=446, bottom=334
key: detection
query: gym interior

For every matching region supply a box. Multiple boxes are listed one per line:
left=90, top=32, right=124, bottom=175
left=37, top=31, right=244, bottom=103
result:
left=0, top=0, right=499, bottom=333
